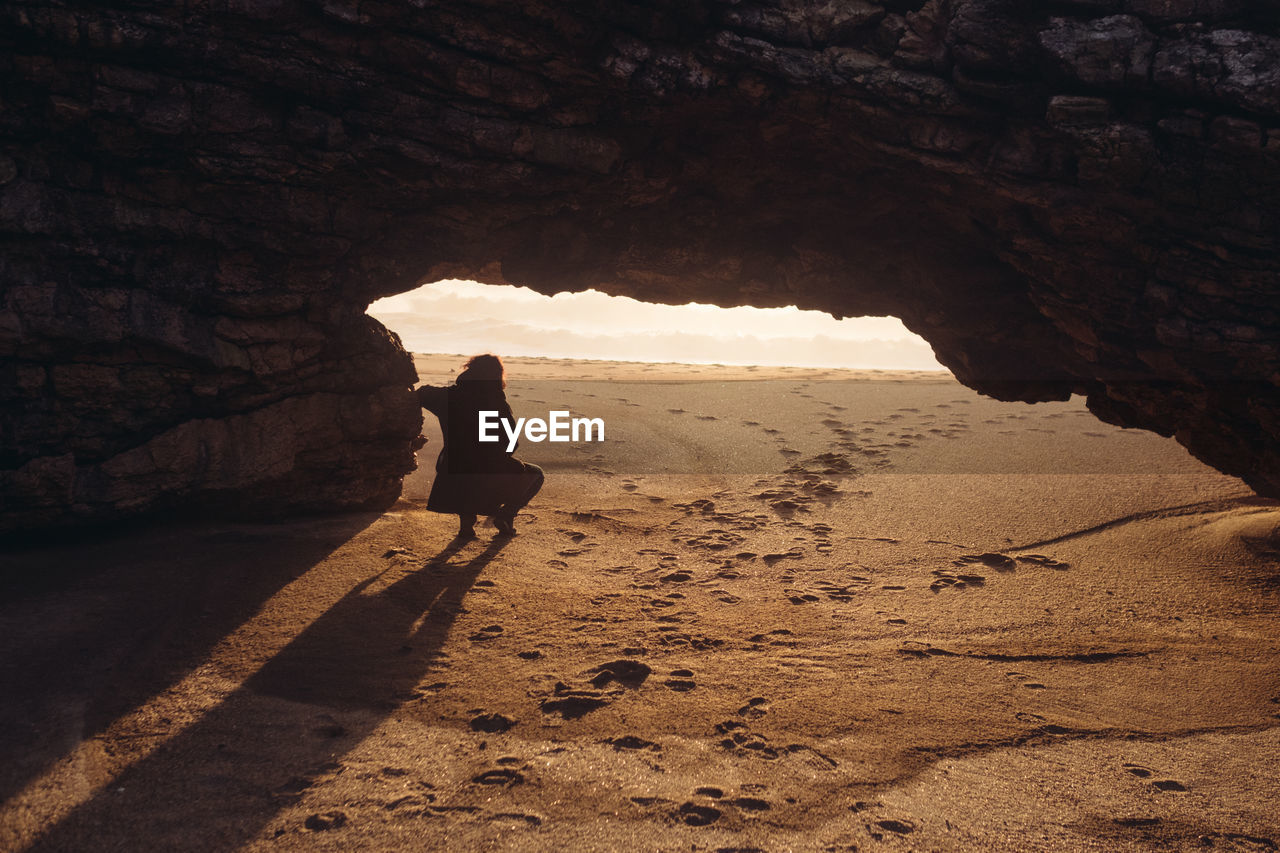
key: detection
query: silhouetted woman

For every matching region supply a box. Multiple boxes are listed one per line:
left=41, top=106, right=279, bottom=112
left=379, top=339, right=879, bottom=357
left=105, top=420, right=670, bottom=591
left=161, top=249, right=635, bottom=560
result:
left=417, top=354, right=544, bottom=539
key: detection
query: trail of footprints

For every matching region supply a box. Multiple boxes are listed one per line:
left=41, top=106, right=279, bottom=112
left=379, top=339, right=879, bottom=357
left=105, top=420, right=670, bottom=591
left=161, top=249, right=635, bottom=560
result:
left=663, top=388, right=987, bottom=483
left=306, top=744, right=1252, bottom=847
left=569, top=490, right=1071, bottom=621
left=411, top=476, right=1095, bottom=847
left=630, top=782, right=777, bottom=829
left=930, top=552, right=1070, bottom=593
left=411, top=390, right=1201, bottom=844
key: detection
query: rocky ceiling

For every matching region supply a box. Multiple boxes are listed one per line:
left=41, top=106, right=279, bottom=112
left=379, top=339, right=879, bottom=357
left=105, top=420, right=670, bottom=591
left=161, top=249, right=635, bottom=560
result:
left=1, top=0, right=1278, bottom=533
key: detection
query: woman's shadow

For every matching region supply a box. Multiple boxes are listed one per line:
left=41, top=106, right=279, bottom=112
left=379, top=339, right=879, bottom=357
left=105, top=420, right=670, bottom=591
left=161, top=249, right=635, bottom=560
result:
left=29, top=536, right=509, bottom=852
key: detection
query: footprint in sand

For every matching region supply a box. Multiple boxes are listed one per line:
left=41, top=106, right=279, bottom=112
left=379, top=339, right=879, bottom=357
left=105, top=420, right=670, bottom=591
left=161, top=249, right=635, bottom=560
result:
left=587, top=659, right=651, bottom=688
left=538, top=663, right=649, bottom=720
left=675, top=802, right=721, bottom=826
left=956, top=553, right=1016, bottom=572
left=1123, top=763, right=1187, bottom=791
left=732, top=796, right=772, bottom=812
left=470, top=713, right=516, bottom=733
left=738, top=697, right=770, bottom=718
left=930, top=570, right=986, bottom=592
left=310, top=714, right=347, bottom=738
left=813, top=581, right=859, bottom=602
left=472, top=768, right=524, bottom=787
left=747, top=629, right=796, bottom=646
left=665, top=669, right=698, bottom=691
left=631, top=796, right=675, bottom=809
left=1006, top=671, right=1047, bottom=689
left=607, top=735, right=660, bottom=752
left=716, top=727, right=780, bottom=759
left=874, top=818, right=916, bottom=836
left=662, top=632, right=722, bottom=650
left=540, top=692, right=608, bottom=719
left=304, top=812, right=348, bottom=831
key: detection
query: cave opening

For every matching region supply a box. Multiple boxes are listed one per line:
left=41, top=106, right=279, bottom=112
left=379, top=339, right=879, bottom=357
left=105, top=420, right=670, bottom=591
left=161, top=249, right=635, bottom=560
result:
left=367, top=278, right=944, bottom=370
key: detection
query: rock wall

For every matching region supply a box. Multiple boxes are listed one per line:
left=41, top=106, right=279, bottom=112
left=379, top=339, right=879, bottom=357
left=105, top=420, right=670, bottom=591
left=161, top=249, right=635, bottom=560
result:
left=2, top=0, right=1278, bottom=532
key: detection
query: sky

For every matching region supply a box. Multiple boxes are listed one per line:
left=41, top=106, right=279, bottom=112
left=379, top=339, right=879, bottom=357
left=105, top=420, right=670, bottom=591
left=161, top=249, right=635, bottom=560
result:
left=368, top=279, right=943, bottom=370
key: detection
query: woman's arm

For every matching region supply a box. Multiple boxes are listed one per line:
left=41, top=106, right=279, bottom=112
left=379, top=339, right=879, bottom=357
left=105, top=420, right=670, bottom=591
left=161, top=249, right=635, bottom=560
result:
left=417, top=385, right=448, bottom=417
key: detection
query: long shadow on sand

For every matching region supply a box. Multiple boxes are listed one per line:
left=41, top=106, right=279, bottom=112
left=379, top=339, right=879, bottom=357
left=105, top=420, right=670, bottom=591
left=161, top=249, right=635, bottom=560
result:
left=22, top=534, right=507, bottom=851
left=0, top=514, right=381, bottom=809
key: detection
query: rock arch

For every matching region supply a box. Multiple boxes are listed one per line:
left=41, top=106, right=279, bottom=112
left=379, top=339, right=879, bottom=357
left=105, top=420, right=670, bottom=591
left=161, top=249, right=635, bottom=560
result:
left=2, top=0, right=1278, bottom=532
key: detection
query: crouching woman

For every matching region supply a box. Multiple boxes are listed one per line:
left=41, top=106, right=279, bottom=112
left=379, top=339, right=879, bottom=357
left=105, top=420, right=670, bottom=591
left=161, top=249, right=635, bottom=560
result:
left=417, top=354, right=544, bottom=539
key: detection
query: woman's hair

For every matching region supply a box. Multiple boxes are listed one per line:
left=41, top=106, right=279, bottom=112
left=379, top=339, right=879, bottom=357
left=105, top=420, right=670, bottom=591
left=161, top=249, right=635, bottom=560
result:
left=458, top=353, right=506, bottom=388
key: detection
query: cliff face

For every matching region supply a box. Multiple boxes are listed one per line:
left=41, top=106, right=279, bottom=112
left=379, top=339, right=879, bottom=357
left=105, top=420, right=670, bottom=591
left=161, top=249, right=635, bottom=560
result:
left=2, top=0, right=1278, bottom=532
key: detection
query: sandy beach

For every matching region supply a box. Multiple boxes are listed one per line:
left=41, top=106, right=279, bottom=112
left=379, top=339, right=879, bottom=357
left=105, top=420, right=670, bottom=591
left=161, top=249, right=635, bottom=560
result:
left=3, top=355, right=1278, bottom=852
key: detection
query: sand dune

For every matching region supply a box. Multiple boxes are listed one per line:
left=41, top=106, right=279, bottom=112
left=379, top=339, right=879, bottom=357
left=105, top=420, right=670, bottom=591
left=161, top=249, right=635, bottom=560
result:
left=2, top=356, right=1278, bottom=851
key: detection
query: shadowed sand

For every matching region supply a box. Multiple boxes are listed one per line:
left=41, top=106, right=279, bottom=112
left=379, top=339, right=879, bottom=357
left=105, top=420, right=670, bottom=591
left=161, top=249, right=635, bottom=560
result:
left=2, top=356, right=1278, bottom=851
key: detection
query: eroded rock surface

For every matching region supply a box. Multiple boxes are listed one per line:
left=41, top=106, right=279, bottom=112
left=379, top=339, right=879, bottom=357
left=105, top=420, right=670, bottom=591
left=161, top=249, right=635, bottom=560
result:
left=1, top=0, right=1278, bottom=532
